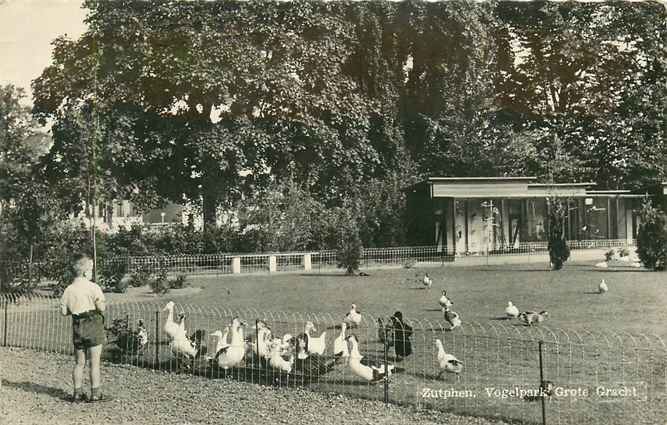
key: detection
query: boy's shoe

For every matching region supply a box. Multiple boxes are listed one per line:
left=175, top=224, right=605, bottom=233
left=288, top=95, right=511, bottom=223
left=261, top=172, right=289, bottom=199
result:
left=87, top=393, right=112, bottom=402
left=69, top=393, right=88, bottom=403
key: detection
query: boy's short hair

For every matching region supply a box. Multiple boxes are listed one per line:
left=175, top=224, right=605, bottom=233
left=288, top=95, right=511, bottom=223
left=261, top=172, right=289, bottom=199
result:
left=73, top=254, right=93, bottom=276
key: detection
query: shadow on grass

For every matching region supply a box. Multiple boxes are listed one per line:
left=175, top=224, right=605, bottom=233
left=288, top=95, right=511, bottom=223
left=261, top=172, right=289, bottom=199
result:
left=583, top=291, right=603, bottom=295
left=2, top=380, right=70, bottom=400
left=592, top=269, right=649, bottom=273
left=489, top=316, right=515, bottom=321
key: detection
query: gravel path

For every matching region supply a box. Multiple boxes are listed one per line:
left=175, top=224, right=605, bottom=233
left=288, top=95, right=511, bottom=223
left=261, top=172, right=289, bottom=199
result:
left=0, top=347, right=510, bottom=425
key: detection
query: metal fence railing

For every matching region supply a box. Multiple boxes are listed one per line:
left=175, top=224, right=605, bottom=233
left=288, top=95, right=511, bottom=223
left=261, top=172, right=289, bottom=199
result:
left=1, top=240, right=637, bottom=283
left=0, top=293, right=664, bottom=425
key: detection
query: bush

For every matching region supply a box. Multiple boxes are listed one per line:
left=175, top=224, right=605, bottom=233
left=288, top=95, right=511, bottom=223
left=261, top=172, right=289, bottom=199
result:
left=604, top=249, right=615, bottom=262
left=148, top=260, right=170, bottom=295
left=636, top=198, right=667, bottom=271
left=170, top=273, right=189, bottom=289
left=334, top=208, right=363, bottom=275
left=129, top=265, right=151, bottom=288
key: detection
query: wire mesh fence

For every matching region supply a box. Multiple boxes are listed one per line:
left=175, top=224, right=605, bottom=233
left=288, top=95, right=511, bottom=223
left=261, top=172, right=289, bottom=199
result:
left=0, top=294, right=664, bottom=425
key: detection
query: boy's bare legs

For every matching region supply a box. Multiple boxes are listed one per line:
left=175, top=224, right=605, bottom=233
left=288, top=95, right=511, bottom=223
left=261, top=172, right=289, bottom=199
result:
left=89, top=344, right=103, bottom=398
left=72, top=349, right=86, bottom=398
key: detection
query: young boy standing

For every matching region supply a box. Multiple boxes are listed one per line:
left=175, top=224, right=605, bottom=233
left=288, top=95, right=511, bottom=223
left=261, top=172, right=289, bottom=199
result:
left=60, top=254, right=108, bottom=402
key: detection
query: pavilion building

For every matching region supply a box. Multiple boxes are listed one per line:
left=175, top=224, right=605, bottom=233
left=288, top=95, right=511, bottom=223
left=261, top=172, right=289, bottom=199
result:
left=406, top=177, right=666, bottom=255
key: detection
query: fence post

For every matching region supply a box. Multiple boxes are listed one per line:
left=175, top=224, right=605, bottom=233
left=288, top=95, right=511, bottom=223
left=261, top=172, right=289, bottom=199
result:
left=269, top=255, right=277, bottom=273
left=3, top=297, right=7, bottom=347
left=538, top=340, right=547, bottom=425
left=383, top=326, right=390, bottom=405
left=303, top=254, right=312, bottom=272
left=232, top=257, right=241, bottom=274
left=155, top=310, right=160, bottom=369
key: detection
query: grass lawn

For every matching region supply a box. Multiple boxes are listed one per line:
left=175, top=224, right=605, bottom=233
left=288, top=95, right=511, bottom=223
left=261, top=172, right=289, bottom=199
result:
left=3, top=260, right=666, bottom=425
left=178, top=262, right=667, bottom=339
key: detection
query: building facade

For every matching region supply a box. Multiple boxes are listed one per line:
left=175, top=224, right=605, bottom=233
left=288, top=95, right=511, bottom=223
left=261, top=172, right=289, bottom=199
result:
left=407, top=177, right=666, bottom=255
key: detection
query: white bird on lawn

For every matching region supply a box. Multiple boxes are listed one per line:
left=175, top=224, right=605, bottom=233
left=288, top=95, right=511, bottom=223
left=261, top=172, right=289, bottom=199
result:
left=346, top=334, right=399, bottom=383
left=438, top=290, right=453, bottom=312
left=343, top=304, right=362, bottom=328
left=212, top=317, right=247, bottom=369
left=435, top=339, right=463, bottom=379
left=207, top=326, right=231, bottom=361
left=598, top=279, right=608, bottom=294
left=162, top=301, right=184, bottom=340
left=505, top=301, right=519, bottom=319
left=332, top=322, right=349, bottom=361
left=268, top=337, right=294, bottom=373
left=304, top=321, right=327, bottom=355
left=444, top=306, right=461, bottom=330
left=423, top=273, right=434, bottom=289
left=251, top=322, right=272, bottom=360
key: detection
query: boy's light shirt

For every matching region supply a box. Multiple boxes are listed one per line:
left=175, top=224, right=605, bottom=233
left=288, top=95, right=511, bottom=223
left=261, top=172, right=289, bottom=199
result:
left=60, top=277, right=105, bottom=316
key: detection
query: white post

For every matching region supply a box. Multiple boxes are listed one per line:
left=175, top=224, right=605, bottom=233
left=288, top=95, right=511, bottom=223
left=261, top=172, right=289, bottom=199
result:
left=269, top=255, right=277, bottom=273
left=303, top=253, right=312, bottom=271
left=232, top=257, right=241, bottom=274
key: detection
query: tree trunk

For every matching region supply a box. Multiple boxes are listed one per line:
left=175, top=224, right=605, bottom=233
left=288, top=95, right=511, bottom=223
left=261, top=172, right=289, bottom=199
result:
left=202, top=192, right=218, bottom=226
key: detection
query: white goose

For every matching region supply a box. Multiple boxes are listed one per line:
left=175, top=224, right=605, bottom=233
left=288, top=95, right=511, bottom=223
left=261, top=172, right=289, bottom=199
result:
left=251, top=321, right=272, bottom=359
left=438, top=290, right=453, bottom=312
left=598, top=279, right=608, bottom=294
left=333, top=322, right=349, bottom=361
left=268, top=337, right=294, bottom=373
left=304, top=321, right=327, bottom=355
left=346, top=334, right=398, bottom=383
left=423, top=273, right=433, bottom=289
left=435, top=339, right=463, bottom=378
left=343, top=304, right=362, bottom=328
left=169, top=330, right=197, bottom=361
left=213, top=318, right=247, bottom=369
left=207, top=326, right=231, bottom=361
left=162, top=301, right=183, bottom=340
left=444, top=306, right=461, bottom=330
left=505, top=301, right=519, bottom=319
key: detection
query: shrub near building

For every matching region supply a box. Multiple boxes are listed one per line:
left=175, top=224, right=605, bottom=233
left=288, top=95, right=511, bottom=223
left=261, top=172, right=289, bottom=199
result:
left=636, top=198, right=667, bottom=271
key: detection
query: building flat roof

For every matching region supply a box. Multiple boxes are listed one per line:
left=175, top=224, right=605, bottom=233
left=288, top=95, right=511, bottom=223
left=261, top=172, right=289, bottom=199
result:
left=427, top=176, right=535, bottom=182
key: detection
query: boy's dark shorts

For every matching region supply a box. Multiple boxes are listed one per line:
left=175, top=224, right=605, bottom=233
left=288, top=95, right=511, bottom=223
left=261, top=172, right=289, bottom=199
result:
left=72, top=311, right=105, bottom=350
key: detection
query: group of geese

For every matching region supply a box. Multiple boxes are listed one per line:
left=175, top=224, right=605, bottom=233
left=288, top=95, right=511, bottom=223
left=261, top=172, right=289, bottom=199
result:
left=161, top=301, right=463, bottom=382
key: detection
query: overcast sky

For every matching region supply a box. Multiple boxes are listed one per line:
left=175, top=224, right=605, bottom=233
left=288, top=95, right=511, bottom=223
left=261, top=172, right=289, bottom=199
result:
left=0, top=0, right=88, bottom=104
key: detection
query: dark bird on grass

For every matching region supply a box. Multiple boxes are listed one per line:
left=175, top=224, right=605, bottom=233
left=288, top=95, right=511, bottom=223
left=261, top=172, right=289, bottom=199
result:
left=518, top=311, right=549, bottom=326
left=390, top=311, right=413, bottom=360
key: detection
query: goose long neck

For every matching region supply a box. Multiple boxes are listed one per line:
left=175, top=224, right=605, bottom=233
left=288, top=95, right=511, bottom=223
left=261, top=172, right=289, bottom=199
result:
left=165, top=307, right=174, bottom=324
left=349, top=339, right=361, bottom=358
